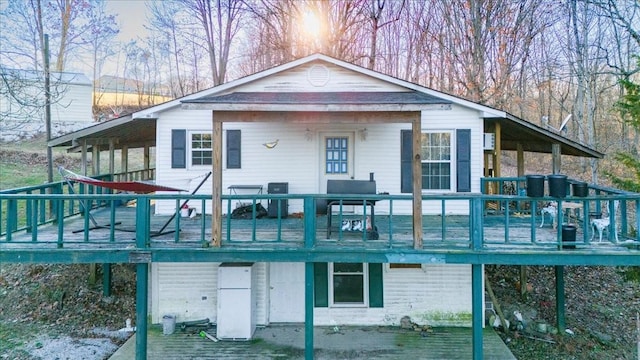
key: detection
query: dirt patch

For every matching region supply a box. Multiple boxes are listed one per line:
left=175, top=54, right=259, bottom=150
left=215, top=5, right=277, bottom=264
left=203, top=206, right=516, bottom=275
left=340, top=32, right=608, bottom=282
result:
left=487, top=265, right=640, bottom=360
left=0, top=149, right=83, bottom=171
left=0, top=264, right=136, bottom=360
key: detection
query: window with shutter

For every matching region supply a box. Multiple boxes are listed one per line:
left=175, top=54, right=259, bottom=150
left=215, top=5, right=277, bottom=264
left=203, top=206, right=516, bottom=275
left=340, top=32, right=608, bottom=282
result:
left=314, top=263, right=383, bottom=308
left=401, top=129, right=471, bottom=193
left=171, top=129, right=186, bottom=169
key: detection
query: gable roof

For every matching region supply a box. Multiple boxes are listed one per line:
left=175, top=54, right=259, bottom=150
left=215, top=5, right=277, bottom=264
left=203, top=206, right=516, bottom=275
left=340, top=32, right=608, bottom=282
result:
left=49, top=53, right=603, bottom=158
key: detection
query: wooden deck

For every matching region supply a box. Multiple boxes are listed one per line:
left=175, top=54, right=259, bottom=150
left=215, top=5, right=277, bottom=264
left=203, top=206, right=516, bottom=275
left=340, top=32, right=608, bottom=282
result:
left=108, top=325, right=516, bottom=360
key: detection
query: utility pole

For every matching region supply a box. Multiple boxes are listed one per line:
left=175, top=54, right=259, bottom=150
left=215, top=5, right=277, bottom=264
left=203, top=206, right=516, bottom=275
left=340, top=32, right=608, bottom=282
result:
left=44, top=34, right=53, bottom=184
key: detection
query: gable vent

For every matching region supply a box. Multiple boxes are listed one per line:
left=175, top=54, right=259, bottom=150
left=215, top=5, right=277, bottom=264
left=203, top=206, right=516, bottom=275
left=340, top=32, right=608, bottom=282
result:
left=307, top=64, right=330, bottom=87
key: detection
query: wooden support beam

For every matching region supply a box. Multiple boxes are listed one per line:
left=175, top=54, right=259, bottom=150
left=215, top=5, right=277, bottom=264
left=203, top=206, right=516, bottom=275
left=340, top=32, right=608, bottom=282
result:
left=209, top=110, right=425, bottom=124
left=92, top=146, right=100, bottom=176
left=108, top=139, right=115, bottom=177
left=121, top=145, right=129, bottom=178
left=143, top=145, right=150, bottom=174
left=493, top=122, right=501, bottom=178
left=81, top=140, right=88, bottom=176
left=516, top=142, right=528, bottom=297
left=516, top=143, right=524, bottom=177
left=412, top=115, right=423, bottom=249
left=211, top=112, right=223, bottom=247
left=552, top=143, right=561, bottom=174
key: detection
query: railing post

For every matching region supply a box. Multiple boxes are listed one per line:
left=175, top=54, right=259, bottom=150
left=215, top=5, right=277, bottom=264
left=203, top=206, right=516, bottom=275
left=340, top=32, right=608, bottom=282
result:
left=136, top=196, right=150, bottom=249
left=6, top=198, right=17, bottom=241
left=471, top=197, right=483, bottom=250
left=304, top=196, right=316, bottom=248
left=636, top=199, right=640, bottom=243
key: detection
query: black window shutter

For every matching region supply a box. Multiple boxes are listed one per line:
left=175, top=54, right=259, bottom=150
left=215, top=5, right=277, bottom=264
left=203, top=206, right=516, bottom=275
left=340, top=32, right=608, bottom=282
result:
left=313, top=263, right=328, bottom=307
left=226, top=130, right=241, bottom=169
left=400, top=130, right=413, bottom=193
left=368, top=263, right=383, bottom=308
left=171, top=129, right=186, bottom=169
left=456, top=129, right=471, bottom=192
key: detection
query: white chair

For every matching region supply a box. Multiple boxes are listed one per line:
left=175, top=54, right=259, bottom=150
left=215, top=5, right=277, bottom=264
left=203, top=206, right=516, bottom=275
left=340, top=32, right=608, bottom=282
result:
left=590, top=201, right=619, bottom=243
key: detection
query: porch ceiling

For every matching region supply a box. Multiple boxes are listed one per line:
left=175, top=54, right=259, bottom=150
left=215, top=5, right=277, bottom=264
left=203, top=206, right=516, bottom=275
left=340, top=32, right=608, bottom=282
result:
left=48, top=116, right=157, bottom=152
left=487, top=116, right=603, bottom=158
left=48, top=92, right=603, bottom=160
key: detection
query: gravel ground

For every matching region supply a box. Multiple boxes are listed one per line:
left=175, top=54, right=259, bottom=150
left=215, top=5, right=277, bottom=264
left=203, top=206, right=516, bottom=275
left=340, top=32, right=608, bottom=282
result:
left=0, top=264, right=136, bottom=360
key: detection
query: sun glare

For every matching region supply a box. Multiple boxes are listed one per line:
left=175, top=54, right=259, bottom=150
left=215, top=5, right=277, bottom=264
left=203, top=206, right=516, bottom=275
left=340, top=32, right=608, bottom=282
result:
left=302, top=10, right=322, bottom=41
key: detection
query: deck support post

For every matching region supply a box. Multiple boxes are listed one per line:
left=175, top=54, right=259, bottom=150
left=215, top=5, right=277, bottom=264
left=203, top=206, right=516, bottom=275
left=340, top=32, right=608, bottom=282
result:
left=135, top=262, right=149, bottom=360
left=472, top=264, right=484, bottom=360
left=102, top=263, right=111, bottom=297
left=135, top=198, right=150, bottom=360
left=305, top=262, right=314, bottom=360
left=555, top=266, right=566, bottom=334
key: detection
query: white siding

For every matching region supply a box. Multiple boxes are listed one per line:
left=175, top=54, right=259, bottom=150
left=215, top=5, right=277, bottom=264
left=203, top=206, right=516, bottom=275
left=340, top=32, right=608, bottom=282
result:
left=150, top=262, right=268, bottom=325
left=235, top=62, right=409, bottom=93
left=265, top=263, right=475, bottom=327
left=152, top=262, right=477, bottom=327
left=155, top=105, right=483, bottom=216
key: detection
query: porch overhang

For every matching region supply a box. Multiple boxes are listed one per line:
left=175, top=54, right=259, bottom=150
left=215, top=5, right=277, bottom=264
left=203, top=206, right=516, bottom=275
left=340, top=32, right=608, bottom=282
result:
left=48, top=115, right=157, bottom=152
left=181, top=91, right=452, bottom=112
left=485, top=115, right=603, bottom=158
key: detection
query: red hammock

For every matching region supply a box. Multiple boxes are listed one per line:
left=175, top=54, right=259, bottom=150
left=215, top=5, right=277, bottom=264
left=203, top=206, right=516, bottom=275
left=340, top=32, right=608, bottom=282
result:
left=59, top=167, right=185, bottom=193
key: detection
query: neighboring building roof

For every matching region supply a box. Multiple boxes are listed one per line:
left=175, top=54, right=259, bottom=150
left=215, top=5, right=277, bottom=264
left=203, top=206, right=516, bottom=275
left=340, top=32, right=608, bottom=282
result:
left=1, top=68, right=91, bottom=85
left=49, top=53, right=604, bottom=159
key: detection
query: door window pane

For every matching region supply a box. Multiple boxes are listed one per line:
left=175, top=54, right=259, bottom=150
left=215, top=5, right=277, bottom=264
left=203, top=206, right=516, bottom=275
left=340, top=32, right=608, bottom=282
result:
left=325, top=137, right=348, bottom=174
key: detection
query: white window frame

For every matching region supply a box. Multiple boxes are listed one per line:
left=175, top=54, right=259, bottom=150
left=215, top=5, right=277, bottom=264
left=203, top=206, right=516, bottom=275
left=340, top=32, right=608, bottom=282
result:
left=188, top=131, right=212, bottom=168
left=421, top=130, right=455, bottom=192
left=329, top=262, right=369, bottom=307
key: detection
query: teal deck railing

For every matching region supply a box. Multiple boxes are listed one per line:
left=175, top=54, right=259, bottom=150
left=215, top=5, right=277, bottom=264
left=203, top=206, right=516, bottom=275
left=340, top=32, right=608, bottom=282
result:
left=0, top=169, right=155, bottom=237
left=1, top=183, right=639, bottom=250
left=482, top=177, right=639, bottom=243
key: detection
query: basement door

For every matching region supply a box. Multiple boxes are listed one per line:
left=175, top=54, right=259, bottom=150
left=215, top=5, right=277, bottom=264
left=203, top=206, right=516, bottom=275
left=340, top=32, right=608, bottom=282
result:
left=269, top=263, right=305, bottom=322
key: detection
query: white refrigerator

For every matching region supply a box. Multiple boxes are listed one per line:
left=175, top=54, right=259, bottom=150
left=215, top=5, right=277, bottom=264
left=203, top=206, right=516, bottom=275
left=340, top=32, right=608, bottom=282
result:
left=216, top=263, right=256, bottom=340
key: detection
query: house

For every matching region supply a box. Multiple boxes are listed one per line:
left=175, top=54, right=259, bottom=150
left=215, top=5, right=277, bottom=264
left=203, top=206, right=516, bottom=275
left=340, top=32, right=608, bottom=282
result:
left=94, top=75, right=173, bottom=114
left=0, top=69, right=93, bottom=141
left=47, top=54, right=602, bottom=332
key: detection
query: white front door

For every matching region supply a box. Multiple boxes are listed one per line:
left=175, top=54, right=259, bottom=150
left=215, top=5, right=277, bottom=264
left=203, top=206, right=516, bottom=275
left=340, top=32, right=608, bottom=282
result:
left=319, top=132, right=355, bottom=194
left=269, top=263, right=305, bottom=322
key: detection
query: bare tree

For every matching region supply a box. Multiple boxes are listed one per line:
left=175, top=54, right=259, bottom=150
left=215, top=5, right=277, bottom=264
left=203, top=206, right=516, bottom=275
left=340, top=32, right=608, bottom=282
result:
left=178, top=0, right=246, bottom=86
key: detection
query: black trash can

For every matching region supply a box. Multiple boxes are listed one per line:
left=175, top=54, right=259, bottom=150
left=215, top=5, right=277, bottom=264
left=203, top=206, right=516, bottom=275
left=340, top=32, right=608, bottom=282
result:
left=526, top=175, right=545, bottom=197
left=548, top=174, right=568, bottom=198
left=572, top=181, right=588, bottom=197
left=562, top=224, right=577, bottom=249
left=267, top=182, right=288, bottom=218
